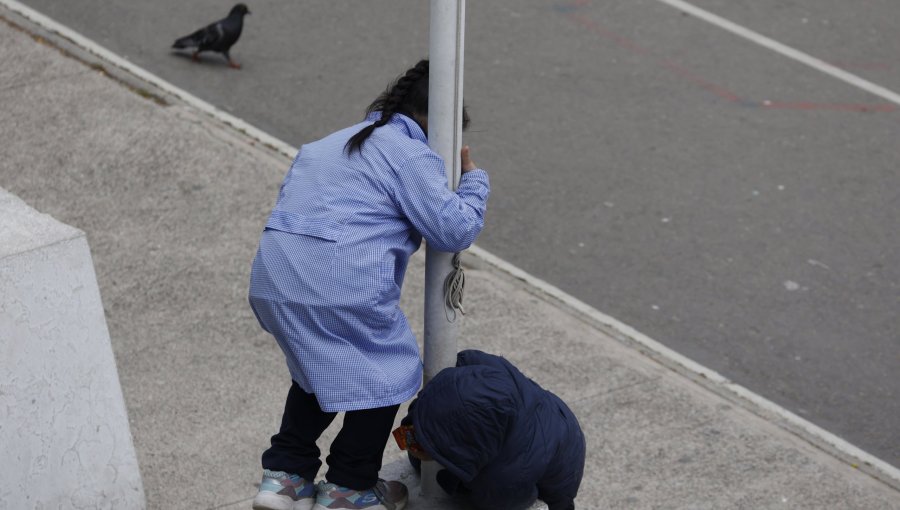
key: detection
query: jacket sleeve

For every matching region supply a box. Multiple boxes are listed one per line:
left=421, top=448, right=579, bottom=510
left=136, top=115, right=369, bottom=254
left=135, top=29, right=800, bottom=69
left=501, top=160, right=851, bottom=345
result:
left=436, top=469, right=465, bottom=496
left=537, top=492, right=576, bottom=510
left=391, top=153, right=489, bottom=253
left=537, top=411, right=586, bottom=510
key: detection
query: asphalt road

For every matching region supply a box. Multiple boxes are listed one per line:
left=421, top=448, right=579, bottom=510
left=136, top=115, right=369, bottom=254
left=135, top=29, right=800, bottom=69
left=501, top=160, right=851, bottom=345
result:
left=15, top=0, right=899, bottom=466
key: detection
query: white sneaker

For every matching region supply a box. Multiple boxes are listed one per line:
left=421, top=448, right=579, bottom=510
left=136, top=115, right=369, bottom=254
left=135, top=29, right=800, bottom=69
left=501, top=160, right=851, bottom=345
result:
left=252, top=469, right=316, bottom=510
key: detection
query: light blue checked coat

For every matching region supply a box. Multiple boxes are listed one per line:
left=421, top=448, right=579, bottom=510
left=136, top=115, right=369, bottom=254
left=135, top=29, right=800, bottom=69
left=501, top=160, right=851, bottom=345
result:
left=249, top=112, right=490, bottom=412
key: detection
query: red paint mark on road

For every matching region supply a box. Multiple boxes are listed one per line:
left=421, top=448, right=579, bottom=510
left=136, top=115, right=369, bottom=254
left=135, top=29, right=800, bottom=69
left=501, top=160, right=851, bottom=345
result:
left=558, top=3, right=896, bottom=114
left=570, top=11, right=742, bottom=104
left=570, top=14, right=652, bottom=56
left=660, top=60, right=742, bottom=103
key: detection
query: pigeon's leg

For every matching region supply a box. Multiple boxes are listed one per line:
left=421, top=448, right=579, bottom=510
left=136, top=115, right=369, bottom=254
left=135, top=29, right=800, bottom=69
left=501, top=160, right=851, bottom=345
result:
left=224, top=51, right=241, bottom=69
left=191, top=51, right=201, bottom=63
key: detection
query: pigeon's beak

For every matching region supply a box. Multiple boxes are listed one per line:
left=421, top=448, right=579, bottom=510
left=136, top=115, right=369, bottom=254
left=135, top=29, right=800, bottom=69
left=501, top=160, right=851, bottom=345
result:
left=247, top=10, right=251, bottom=15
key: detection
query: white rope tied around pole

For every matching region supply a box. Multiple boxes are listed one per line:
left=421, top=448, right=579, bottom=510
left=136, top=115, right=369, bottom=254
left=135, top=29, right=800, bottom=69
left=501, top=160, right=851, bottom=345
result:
left=443, top=252, right=466, bottom=322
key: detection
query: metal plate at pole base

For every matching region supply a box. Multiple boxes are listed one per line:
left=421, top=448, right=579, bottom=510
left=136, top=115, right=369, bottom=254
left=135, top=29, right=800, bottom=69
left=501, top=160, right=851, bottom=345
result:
left=380, top=456, right=549, bottom=509
left=420, top=459, right=449, bottom=502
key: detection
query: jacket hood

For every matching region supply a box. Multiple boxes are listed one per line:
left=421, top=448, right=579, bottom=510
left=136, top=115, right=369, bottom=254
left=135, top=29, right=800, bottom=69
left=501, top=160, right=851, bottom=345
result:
left=410, top=364, right=521, bottom=483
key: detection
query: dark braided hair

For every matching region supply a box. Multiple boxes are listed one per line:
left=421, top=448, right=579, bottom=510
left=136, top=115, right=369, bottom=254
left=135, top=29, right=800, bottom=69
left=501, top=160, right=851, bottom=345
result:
left=345, top=60, right=471, bottom=155
left=345, top=60, right=430, bottom=155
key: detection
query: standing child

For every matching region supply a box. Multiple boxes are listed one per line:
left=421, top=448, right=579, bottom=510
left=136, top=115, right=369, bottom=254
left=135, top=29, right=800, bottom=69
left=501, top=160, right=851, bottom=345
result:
left=248, top=59, right=490, bottom=510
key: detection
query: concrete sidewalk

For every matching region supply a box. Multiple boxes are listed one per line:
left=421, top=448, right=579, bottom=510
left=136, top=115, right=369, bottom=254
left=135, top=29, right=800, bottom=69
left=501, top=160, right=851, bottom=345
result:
left=1, top=7, right=898, bottom=509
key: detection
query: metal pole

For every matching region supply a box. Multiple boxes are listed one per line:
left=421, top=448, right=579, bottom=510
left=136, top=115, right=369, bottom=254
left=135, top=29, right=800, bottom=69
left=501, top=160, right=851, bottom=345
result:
left=422, top=0, right=465, bottom=499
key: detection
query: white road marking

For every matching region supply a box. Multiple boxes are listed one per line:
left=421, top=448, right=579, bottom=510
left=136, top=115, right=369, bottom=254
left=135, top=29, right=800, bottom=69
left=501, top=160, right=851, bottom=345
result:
left=654, top=0, right=900, bottom=106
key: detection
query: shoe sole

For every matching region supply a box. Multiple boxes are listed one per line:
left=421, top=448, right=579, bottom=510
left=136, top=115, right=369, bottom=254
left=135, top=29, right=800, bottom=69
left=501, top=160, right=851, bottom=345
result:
left=311, top=501, right=406, bottom=510
left=253, top=492, right=315, bottom=510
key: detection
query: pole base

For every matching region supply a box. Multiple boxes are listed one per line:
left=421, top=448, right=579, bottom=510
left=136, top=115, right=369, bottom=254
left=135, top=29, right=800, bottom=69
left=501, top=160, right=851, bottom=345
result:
left=380, top=456, right=549, bottom=509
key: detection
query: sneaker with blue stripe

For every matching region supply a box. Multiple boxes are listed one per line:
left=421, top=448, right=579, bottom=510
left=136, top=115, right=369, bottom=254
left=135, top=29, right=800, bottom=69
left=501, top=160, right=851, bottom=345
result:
left=313, top=479, right=408, bottom=510
left=253, top=469, right=316, bottom=510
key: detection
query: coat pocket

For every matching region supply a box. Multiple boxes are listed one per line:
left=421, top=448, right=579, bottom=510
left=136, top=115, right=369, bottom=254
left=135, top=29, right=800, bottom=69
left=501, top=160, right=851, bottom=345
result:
left=264, top=209, right=344, bottom=241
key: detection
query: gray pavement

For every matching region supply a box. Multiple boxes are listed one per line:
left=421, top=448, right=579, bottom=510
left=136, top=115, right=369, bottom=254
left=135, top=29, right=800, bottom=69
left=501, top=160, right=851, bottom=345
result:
left=11, top=0, right=900, bottom=464
left=1, top=10, right=899, bottom=510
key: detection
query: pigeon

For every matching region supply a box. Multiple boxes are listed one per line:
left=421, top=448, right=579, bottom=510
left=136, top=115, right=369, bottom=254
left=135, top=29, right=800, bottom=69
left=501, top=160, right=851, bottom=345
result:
left=172, top=4, right=250, bottom=69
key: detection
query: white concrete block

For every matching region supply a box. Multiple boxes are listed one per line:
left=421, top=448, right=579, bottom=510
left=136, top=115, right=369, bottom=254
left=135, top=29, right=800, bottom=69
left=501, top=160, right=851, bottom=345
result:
left=0, top=188, right=145, bottom=509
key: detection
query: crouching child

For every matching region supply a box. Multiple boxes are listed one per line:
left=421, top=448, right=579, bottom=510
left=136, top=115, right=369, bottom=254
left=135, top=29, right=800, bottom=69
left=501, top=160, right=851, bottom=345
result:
left=396, top=349, right=586, bottom=510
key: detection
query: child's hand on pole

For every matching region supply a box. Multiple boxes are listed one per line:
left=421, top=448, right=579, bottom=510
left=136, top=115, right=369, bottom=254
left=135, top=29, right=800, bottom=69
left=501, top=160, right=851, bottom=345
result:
left=461, top=145, right=477, bottom=174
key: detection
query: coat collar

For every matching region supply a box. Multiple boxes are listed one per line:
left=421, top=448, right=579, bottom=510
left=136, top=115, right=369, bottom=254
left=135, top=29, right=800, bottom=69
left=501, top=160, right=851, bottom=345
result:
left=365, top=111, right=427, bottom=143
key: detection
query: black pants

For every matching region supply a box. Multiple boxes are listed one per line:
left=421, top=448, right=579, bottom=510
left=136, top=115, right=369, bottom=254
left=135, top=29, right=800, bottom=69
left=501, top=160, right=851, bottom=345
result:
left=261, top=381, right=400, bottom=490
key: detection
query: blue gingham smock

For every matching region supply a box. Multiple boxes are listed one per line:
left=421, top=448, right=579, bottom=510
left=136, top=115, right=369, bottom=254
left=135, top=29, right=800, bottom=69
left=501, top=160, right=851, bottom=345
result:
left=249, top=112, right=490, bottom=412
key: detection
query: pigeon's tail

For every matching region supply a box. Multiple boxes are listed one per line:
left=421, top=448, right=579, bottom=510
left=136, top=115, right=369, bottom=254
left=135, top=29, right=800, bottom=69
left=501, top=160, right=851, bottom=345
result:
left=172, top=32, right=200, bottom=49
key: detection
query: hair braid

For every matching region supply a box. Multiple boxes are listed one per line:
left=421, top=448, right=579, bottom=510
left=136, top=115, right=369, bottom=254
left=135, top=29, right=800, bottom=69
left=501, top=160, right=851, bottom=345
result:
left=373, top=60, right=429, bottom=126
left=346, top=60, right=430, bottom=155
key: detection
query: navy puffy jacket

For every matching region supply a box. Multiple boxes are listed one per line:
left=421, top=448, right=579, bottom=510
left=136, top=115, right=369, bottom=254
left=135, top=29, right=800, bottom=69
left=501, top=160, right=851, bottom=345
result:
left=407, top=350, right=585, bottom=510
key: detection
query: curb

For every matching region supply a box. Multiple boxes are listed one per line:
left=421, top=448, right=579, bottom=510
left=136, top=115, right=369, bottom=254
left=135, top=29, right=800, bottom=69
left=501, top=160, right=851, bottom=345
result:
left=466, top=245, right=900, bottom=491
